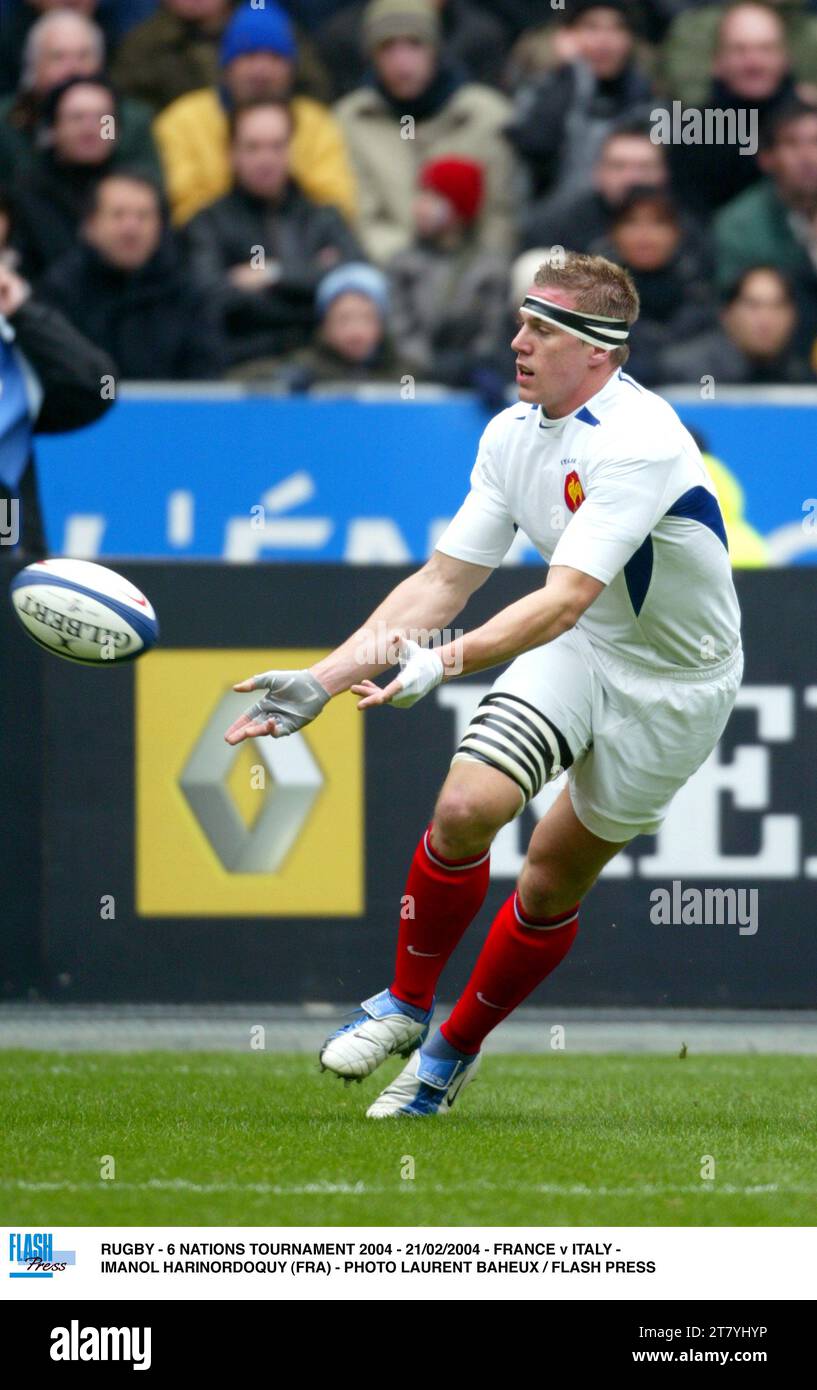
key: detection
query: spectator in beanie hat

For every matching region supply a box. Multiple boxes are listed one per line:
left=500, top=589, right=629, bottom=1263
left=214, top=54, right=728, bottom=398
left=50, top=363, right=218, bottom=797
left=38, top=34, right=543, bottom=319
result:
left=419, top=154, right=482, bottom=224
left=313, top=0, right=510, bottom=101
left=264, top=259, right=410, bottom=387
left=334, top=0, right=518, bottom=263
left=387, top=153, right=509, bottom=398
left=154, top=0, right=356, bottom=224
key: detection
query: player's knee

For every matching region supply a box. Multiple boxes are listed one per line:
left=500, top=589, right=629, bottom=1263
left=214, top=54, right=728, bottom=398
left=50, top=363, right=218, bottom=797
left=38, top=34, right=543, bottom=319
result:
left=517, top=859, right=579, bottom=920
left=432, top=785, right=509, bottom=858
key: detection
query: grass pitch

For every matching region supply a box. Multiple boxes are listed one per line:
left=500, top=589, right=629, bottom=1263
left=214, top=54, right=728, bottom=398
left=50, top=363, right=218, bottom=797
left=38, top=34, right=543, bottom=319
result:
left=1, top=1051, right=814, bottom=1226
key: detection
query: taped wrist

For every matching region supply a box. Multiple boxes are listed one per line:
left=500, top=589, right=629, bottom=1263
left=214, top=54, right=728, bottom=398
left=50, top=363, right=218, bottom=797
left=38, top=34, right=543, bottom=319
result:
left=392, top=641, right=444, bottom=708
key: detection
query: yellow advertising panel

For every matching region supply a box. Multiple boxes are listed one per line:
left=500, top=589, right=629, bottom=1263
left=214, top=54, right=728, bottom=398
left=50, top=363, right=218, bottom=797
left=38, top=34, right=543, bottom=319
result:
left=136, top=649, right=364, bottom=915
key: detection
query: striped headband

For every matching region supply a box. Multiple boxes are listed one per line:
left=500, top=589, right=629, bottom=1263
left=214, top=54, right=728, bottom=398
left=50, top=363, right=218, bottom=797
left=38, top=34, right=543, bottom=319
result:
left=520, top=294, right=630, bottom=350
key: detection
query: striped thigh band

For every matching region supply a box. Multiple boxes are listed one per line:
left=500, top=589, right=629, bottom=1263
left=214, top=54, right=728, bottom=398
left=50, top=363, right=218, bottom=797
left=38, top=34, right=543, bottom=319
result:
left=451, top=692, right=573, bottom=805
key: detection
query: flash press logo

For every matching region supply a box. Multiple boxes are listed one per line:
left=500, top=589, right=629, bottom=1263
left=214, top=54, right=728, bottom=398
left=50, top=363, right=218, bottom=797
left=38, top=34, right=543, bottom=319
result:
left=50, top=1321, right=151, bottom=1371
left=8, top=1231, right=74, bottom=1278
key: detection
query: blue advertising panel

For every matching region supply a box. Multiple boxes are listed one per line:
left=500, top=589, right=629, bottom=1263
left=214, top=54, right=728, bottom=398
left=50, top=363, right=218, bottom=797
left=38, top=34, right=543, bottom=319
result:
left=35, top=391, right=817, bottom=562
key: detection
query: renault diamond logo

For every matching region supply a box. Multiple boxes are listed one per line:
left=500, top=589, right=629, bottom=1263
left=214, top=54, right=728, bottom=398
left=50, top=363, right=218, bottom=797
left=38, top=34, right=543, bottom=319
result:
left=136, top=648, right=363, bottom=916
left=180, top=691, right=323, bottom=872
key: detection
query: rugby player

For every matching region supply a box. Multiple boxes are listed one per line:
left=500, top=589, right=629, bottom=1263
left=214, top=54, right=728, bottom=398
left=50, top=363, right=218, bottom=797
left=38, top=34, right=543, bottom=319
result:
left=225, top=252, right=743, bottom=1118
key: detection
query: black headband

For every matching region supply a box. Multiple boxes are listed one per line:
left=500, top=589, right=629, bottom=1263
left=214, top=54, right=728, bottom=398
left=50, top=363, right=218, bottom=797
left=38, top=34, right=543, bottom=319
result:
left=520, top=294, right=630, bottom=349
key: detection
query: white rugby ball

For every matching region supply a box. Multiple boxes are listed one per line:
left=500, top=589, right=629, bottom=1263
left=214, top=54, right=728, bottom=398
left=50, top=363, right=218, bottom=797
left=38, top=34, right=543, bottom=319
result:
left=10, top=558, right=159, bottom=665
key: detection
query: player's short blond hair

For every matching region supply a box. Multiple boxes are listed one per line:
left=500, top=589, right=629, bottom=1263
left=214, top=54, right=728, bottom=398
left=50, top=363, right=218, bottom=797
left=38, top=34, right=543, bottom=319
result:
left=533, top=253, right=640, bottom=366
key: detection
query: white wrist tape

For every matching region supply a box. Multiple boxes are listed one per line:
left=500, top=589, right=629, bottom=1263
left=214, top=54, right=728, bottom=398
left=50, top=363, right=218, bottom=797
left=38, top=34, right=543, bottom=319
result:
left=391, top=638, right=444, bottom=708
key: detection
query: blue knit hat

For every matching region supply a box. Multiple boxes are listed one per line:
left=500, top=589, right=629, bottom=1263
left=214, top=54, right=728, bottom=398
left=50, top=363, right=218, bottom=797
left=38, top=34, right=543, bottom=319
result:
left=220, top=2, right=297, bottom=67
left=316, top=263, right=389, bottom=319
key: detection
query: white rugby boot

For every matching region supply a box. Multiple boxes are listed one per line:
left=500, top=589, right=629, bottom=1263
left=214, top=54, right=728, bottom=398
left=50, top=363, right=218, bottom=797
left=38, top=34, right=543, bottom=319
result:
left=366, top=1043, right=481, bottom=1117
left=319, top=989, right=433, bottom=1082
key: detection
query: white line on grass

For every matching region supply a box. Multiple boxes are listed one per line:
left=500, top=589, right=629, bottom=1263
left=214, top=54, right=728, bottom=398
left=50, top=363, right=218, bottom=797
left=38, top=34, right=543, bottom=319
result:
left=0, top=1179, right=806, bottom=1197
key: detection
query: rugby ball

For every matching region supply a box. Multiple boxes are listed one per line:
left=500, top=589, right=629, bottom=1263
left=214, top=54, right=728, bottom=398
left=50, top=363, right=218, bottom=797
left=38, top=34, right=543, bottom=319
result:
left=9, top=558, right=159, bottom=665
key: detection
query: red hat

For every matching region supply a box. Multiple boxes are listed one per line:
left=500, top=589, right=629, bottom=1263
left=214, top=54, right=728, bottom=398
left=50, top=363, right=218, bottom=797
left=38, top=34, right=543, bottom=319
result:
left=419, top=157, right=484, bottom=223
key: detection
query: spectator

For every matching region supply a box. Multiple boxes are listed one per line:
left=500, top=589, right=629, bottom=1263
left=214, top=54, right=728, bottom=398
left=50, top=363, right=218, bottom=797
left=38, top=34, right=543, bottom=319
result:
left=659, top=265, right=814, bottom=383
left=0, top=255, right=116, bottom=995
left=0, top=1, right=103, bottom=97
left=702, top=449, right=772, bottom=566
left=154, top=0, right=356, bottom=224
left=314, top=0, right=511, bottom=100
left=387, top=155, right=509, bottom=392
left=715, top=100, right=817, bottom=304
left=12, top=77, right=125, bottom=279
left=506, top=1, right=653, bottom=202
left=112, top=0, right=334, bottom=113
left=0, top=190, right=23, bottom=271
left=520, top=119, right=669, bottom=253
left=662, top=0, right=817, bottom=109
left=0, top=259, right=115, bottom=560
left=591, top=186, right=716, bottom=384
left=477, top=1, right=548, bottom=43
left=683, top=426, right=771, bottom=567
left=334, top=0, right=517, bottom=264
left=37, top=171, right=223, bottom=379
left=110, top=0, right=234, bottom=112
left=668, top=3, right=817, bottom=217
left=266, top=261, right=405, bottom=387
left=185, top=100, right=363, bottom=368
left=97, top=1, right=160, bottom=43
left=0, top=8, right=162, bottom=183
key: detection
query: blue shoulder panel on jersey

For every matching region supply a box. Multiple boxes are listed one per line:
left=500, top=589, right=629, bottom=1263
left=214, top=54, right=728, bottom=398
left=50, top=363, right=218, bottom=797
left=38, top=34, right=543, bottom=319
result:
left=624, top=535, right=654, bottom=616
left=575, top=406, right=600, bottom=426
left=665, top=485, right=728, bottom=549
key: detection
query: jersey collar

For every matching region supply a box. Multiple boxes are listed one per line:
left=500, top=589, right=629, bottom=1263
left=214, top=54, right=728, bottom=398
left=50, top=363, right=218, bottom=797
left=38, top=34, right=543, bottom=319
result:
left=536, top=368, right=622, bottom=431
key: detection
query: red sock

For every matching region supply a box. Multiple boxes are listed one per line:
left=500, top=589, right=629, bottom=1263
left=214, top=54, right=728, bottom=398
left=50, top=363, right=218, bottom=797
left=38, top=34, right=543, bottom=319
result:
left=390, top=825, right=491, bottom=1011
left=441, top=891, right=579, bottom=1054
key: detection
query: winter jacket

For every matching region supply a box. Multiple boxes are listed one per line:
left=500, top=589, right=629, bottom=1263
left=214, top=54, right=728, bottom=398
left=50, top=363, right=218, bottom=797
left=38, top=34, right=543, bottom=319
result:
left=334, top=71, right=517, bottom=264
left=37, top=234, right=223, bottom=380
left=185, top=180, right=363, bottom=365
left=154, top=86, right=357, bottom=225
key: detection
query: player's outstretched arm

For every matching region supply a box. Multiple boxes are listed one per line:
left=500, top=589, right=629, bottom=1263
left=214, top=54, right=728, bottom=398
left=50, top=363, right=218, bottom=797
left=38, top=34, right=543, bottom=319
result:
left=224, top=550, right=491, bottom=743
left=353, top=565, right=605, bottom=710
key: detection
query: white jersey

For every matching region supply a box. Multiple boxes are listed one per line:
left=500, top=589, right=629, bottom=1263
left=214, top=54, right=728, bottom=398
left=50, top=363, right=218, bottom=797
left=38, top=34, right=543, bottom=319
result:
left=435, top=368, right=742, bottom=673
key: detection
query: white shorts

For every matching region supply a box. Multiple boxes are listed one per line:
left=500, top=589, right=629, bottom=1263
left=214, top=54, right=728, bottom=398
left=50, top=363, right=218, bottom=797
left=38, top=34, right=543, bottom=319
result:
left=455, top=625, right=744, bottom=843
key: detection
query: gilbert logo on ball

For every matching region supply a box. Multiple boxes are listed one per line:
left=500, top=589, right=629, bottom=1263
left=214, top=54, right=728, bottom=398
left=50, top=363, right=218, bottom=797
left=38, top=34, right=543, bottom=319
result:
left=10, top=558, right=159, bottom=664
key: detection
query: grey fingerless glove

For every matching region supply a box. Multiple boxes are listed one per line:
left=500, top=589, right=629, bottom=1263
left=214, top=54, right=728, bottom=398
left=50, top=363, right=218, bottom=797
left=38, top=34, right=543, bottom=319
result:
left=243, top=668, right=331, bottom=736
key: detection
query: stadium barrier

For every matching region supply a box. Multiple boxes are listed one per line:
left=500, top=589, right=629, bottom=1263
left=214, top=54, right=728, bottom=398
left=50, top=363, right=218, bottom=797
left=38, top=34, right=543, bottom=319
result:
left=12, top=563, right=815, bottom=1007
left=35, top=386, right=817, bottom=563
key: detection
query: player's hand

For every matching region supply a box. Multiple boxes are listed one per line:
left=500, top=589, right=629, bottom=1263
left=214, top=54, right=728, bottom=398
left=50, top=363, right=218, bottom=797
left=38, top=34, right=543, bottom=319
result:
left=352, top=633, right=444, bottom=711
left=227, top=262, right=281, bottom=291
left=224, top=668, right=330, bottom=743
left=0, top=264, right=31, bottom=317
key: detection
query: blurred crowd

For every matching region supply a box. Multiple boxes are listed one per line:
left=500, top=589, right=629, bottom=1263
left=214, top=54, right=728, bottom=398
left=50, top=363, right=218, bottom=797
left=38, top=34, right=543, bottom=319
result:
left=2, top=0, right=817, bottom=396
